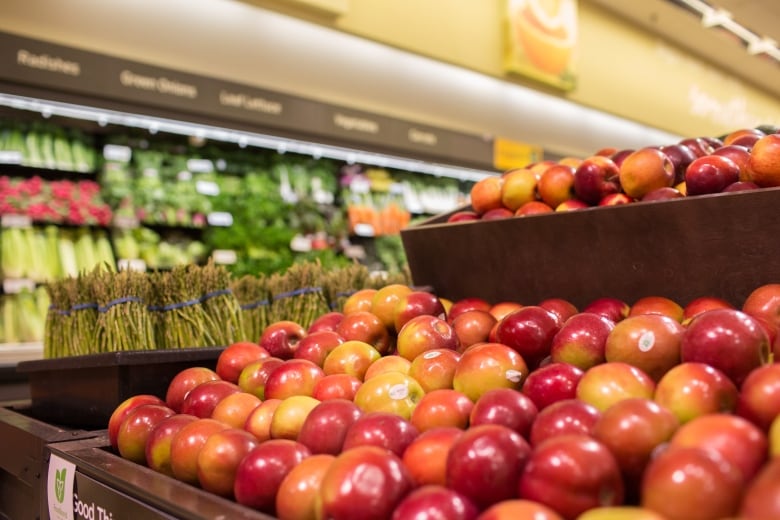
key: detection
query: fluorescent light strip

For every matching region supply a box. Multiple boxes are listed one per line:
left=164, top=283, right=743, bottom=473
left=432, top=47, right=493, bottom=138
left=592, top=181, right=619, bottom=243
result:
left=0, top=93, right=496, bottom=182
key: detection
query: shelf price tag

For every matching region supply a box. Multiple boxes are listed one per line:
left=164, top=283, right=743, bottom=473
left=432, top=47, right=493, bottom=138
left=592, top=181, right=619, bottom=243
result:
left=212, top=249, right=237, bottom=265
left=290, top=234, right=312, bottom=252
left=47, top=454, right=76, bottom=520
left=195, top=180, right=220, bottom=196
left=0, top=150, right=23, bottom=164
left=103, top=144, right=132, bottom=163
left=117, top=258, right=147, bottom=272
left=186, top=159, right=214, bottom=172
left=113, top=215, right=140, bottom=229
left=353, top=223, right=375, bottom=237
left=207, top=212, right=233, bottom=227
left=3, top=278, right=36, bottom=294
left=343, top=244, right=366, bottom=260
left=1, top=214, right=32, bottom=228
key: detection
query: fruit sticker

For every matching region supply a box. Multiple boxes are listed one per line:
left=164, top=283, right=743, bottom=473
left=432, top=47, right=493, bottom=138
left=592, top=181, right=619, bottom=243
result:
left=638, top=331, right=656, bottom=352
left=504, top=0, right=578, bottom=90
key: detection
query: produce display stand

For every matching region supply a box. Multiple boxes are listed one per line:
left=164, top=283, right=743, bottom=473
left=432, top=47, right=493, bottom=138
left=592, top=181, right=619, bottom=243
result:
left=401, top=186, right=780, bottom=308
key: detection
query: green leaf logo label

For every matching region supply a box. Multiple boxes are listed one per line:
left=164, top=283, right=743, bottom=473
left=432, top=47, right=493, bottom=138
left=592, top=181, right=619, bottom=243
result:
left=55, top=467, right=66, bottom=503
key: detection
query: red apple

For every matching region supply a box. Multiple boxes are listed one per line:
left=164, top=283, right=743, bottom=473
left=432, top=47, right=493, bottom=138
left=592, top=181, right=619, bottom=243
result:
left=446, top=424, right=531, bottom=510
left=610, top=149, right=635, bottom=167
left=145, top=413, right=198, bottom=477
left=619, top=147, right=675, bottom=199
left=410, top=388, right=474, bottom=432
left=747, top=133, right=780, bottom=187
left=481, top=207, right=514, bottom=220
left=681, top=308, right=770, bottom=387
left=391, top=485, right=479, bottom=520
left=319, top=445, right=414, bottom=520
left=353, top=371, right=425, bottom=419
left=668, top=413, right=767, bottom=484
left=488, top=301, right=524, bottom=322
left=640, top=446, right=743, bottom=520
left=478, top=500, right=564, bottom=520
left=451, top=310, right=497, bottom=352
left=402, top=427, right=463, bottom=487
left=519, top=434, right=624, bottom=519
left=452, top=342, right=529, bottom=402
left=550, top=312, right=615, bottom=370
left=116, top=404, right=175, bottom=464
left=448, top=210, right=480, bottom=223
left=628, top=295, right=684, bottom=322
left=684, top=154, right=740, bottom=195
left=408, top=348, right=461, bottom=393
left=269, top=395, right=320, bottom=441
left=494, top=306, right=559, bottom=369
left=342, top=411, right=420, bottom=457
left=260, top=320, right=307, bottom=359
left=604, top=314, right=685, bottom=382
left=515, top=200, right=554, bottom=216
left=297, top=398, right=363, bottom=455
left=275, top=454, right=336, bottom=520
left=243, top=398, right=281, bottom=442
left=598, top=192, right=633, bottom=206
left=469, top=388, right=538, bottom=439
left=196, top=427, right=260, bottom=498
left=396, top=314, right=459, bottom=361
left=370, top=283, right=413, bottom=332
left=293, top=330, right=344, bottom=367
left=108, top=394, right=166, bottom=451
left=679, top=136, right=717, bottom=157
left=311, top=373, right=362, bottom=401
left=447, top=297, right=493, bottom=323
left=573, top=155, right=621, bottom=205
left=712, top=143, right=753, bottom=180
left=582, top=297, right=630, bottom=323
left=682, top=295, right=734, bottom=324
left=263, top=358, right=325, bottom=400
left=538, top=298, right=579, bottom=326
left=216, top=341, right=270, bottom=383
left=723, top=127, right=765, bottom=148
left=521, top=361, right=584, bottom=410
left=165, top=367, right=220, bottom=414
left=739, top=457, right=780, bottom=519
left=237, top=357, right=284, bottom=399
left=654, top=362, right=738, bottom=424
left=576, top=362, right=655, bottom=412
left=737, top=363, right=780, bottom=431
left=210, top=391, right=262, bottom=430
left=529, top=398, right=601, bottom=447
left=179, top=380, right=242, bottom=419
left=170, top=418, right=231, bottom=484
left=322, top=340, right=382, bottom=380
left=641, top=186, right=684, bottom=202
left=723, top=180, right=760, bottom=192
left=306, top=311, right=344, bottom=334
left=555, top=198, right=589, bottom=212
left=659, top=143, right=697, bottom=184
left=742, top=283, right=780, bottom=333
left=538, top=163, right=576, bottom=208
left=233, top=439, right=311, bottom=512
left=393, top=290, right=447, bottom=333
left=335, top=311, right=392, bottom=355
left=342, top=288, right=377, bottom=315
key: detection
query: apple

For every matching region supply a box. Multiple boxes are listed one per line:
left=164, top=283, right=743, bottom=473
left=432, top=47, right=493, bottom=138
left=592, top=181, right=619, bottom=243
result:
left=659, top=143, right=697, bottom=184
left=679, top=136, right=718, bottom=157
left=393, top=290, right=446, bottom=333
left=259, top=320, right=307, bottom=360
left=216, top=341, right=270, bottom=383
left=196, top=427, right=260, bottom=498
left=342, top=288, right=377, bottom=315
left=576, top=362, right=655, bottom=412
left=640, top=446, right=743, bottom=520
left=771, top=414, right=780, bottom=457
left=641, top=186, right=684, bottom=202
left=179, top=380, right=242, bottom=419
left=410, top=388, right=474, bottom=432
left=396, top=314, right=459, bottom=361
left=116, top=404, right=175, bottom=464
left=243, top=398, right=282, bottom=442
left=684, top=154, right=740, bottom=195
left=312, top=373, right=362, bottom=401
left=342, top=411, right=419, bottom=456
left=528, top=398, right=602, bottom=447
left=481, top=207, right=514, bottom=220
left=471, top=175, right=505, bottom=215
left=447, top=297, right=493, bottom=323
left=619, top=147, right=675, bottom=199
left=402, top=426, right=463, bottom=486
left=494, top=306, right=559, bottom=369
left=478, top=500, right=564, bottom=519
left=408, top=348, right=461, bottom=393
left=363, top=355, right=411, bottom=380
left=489, top=301, right=524, bottom=322
left=322, top=340, right=383, bottom=380
left=170, top=418, right=231, bottom=484
left=391, top=485, right=479, bottom=520
left=681, top=308, right=770, bottom=387
left=269, top=395, right=320, bottom=440
left=210, top=391, right=262, bottom=429
left=628, top=295, right=684, bottom=322
left=739, top=457, right=780, bottom=519
left=549, top=312, right=615, bottom=370
left=573, top=155, right=621, bottom=205
left=712, top=143, right=753, bottom=180
left=452, top=342, right=529, bottom=402
left=521, top=361, right=584, bottom=410
left=370, top=283, right=413, bottom=332
left=165, top=367, right=220, bottom=413
left=577, top=506, right=667, bottom=520
left=275, top=454, right=336, bottom=520
left=737, top=363, right=780, bottom=431
left=293, top=330, right=344, bottom=367
left=108, top=394, right=166, bottom=451
left=335, top=311, right=392, bottom=355
left=352, top=371, right=425, bottom=420
left=604, top=314, right=685, bottom=382
left=555, top=198, right=589, bottom=212
left=582, top=297, right=630, bottom=323
left=742, top=283, right=780, bottom=333
left=306, top=311, right=344, bottom=334
left=610, top=149, right=635, bottom=167
left=445, top=424, right=531, bottom=510
left=469, top=388, right=538, bottom=439
left=538, top=163, right=576, bottom=208
left=654, top=362, right=738, bottom=424
left=451, top=310, right=497, bottom=352
left=263, top=358, right=325, bottom=400
left=682, top=295, right=734, bottom=324
left=448, top=210, right=480, bottom=223
left=598, top=192, right=633, bottom=206
left=538, top=298, right=579, bottom=326
left=668, top=413, right=768, bottom=484
left=237, top=357, right=284, bottom=399
left=233, top=439, right=311, bottom=512
left=592, top=398, right=679, bottom=485
left=723, top=180, right=760, bottom=192
left=747, top=133, right=780, bottom=187
left=500, top=168, right=538, bottom=212
left=515, top=200, right=554, bottom=216
left=297, top=398, right=363, bottom=455
left=723, top=127, right=765, bottom=147
left=518, top=434, right=624, bottom=519
left=318, top=445, right=414, bottom=520
left=145, top=413, right=198, bottom=477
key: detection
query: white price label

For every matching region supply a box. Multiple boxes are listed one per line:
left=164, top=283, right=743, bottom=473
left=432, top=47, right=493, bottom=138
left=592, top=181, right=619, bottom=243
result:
left=342, top=245, right=366, bottom=260
left=290, top=234, right=313, bottom=253
left=177, top=170, right=192, bottom=182
left=207, top=212, right=233, bottom=227
left=102, top=144, right=132, bottom=163
left=353, top=223, right=375, bottom=237
left=212, top=249, right=237, bottom=265
left=0, top=150, right=23, bottom=164
left=186, top=159, right=214, bottom=172
left=1, top=214, right=32, bottom=228
left=47, top=454, right=76, bottom=520
left=113, top=215, right=140, bottom=229
left=118, top=258, right=147, bottom=272
left=195, top=180, right=220, bottom=196
left=3, top=278, right=36, bottom=294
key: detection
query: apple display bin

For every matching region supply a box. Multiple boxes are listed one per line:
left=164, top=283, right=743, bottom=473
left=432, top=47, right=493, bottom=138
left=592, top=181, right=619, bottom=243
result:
left=45, top=433, right=276, bottom=520
left=401, top=186, right=780, bottom=309
left=16, top=347, right=223, bottom=430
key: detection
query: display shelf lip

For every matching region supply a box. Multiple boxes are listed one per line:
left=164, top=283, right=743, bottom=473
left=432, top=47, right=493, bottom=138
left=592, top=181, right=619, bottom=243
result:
left=0, top=341, right=43, bottom=365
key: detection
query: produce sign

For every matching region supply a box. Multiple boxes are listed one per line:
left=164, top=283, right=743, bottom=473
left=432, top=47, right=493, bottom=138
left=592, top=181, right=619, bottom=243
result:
left=106, top=280, right=780, bottom=519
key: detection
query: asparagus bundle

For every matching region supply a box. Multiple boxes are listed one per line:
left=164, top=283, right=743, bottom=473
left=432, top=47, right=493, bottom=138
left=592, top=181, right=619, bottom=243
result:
left=231, top=273, right=271, bottom=344
left=93, top=269, right=156, bottom=352
left=200, top=261, right=246, bottom=345
left=268, top=261, right=330, bottom=329
left=150, top=266, right=208, bottom=350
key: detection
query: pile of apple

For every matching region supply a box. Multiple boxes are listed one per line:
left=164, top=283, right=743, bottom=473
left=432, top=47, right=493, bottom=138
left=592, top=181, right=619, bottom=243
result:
left=108, top=282, right=780, bottom=520
left=449, top=127, right=780, bottom=222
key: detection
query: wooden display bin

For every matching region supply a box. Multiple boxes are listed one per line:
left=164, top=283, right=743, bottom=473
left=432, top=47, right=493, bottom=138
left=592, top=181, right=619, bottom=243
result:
left=401, top=187, right=780, bottom=309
